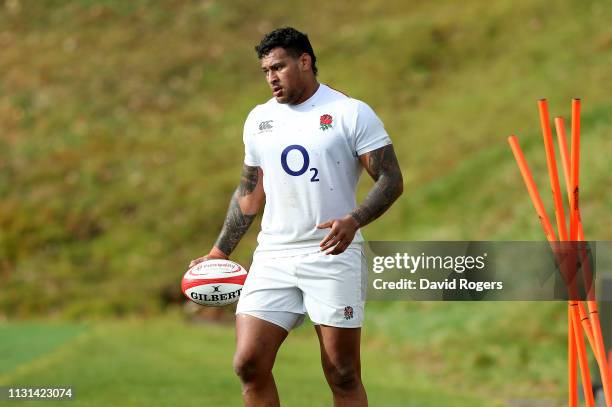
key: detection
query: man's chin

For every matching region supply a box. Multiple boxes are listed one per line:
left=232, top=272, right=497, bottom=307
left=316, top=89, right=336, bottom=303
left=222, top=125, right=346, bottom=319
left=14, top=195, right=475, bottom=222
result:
left=275, top=95, right=290, bottom=104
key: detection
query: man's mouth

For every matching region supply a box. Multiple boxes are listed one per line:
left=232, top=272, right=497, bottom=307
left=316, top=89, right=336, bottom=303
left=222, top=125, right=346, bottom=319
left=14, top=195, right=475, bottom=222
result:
left=272, top=86, right=283, bottom=97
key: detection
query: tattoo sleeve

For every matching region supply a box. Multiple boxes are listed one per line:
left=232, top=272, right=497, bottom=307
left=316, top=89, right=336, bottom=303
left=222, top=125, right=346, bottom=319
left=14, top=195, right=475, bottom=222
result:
left=350, top=144, right=403, bottom=228
left=214, top=165, right=262, bottom=255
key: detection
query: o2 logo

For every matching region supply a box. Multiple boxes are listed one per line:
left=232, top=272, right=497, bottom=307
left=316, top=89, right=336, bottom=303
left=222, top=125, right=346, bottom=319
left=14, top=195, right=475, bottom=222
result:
left=280, top=145, right=319, bottom=182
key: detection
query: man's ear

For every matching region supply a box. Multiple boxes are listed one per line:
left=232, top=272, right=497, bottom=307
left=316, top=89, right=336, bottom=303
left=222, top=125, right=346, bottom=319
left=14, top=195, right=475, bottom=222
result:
left=299, top=53, right=312, bottom=72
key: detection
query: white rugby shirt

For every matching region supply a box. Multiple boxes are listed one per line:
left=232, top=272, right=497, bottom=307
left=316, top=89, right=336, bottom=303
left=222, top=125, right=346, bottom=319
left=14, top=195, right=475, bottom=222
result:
left=243, top=84, right=392, bottom=256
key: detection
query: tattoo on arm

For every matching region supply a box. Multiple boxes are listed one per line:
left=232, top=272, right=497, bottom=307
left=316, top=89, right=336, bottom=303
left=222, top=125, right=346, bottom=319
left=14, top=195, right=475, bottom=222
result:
left=350, top=144, right=403, bottom=228
left=215, top=165, right=260, bottom=255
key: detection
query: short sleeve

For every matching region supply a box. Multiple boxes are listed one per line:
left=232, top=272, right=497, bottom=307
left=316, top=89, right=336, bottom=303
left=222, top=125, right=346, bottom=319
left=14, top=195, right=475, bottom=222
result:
left=352, top=101, right=392, bottom=156
left=243, top=109, right=260, bottom=166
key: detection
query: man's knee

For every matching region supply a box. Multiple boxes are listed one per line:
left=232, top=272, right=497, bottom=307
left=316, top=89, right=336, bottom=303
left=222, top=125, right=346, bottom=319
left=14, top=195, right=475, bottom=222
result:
left=233, top=352, right=269, bottom=384
left=324, top=360, right=361, bottom=392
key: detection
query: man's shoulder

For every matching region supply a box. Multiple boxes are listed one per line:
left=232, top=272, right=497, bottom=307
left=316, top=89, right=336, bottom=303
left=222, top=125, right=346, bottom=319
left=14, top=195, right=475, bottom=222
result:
left=321, top=84, right=352, bottom=105
left=246, top=98, right=276, bottom=119
left=321, top=84, right=370, bottom=113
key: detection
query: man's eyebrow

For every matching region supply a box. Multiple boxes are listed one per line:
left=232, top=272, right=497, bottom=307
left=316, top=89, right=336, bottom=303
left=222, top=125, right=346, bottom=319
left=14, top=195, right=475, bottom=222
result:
left=261, top=62, right=284, bottom=71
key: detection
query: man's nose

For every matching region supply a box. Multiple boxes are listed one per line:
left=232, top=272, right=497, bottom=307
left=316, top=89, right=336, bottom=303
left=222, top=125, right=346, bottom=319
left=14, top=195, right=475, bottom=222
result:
left=267, top=71, right=278, bottom=85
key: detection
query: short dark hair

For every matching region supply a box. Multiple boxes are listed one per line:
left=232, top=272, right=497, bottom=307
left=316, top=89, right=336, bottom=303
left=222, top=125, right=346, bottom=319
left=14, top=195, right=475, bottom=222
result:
left=255, top=27, right=318, bottom=75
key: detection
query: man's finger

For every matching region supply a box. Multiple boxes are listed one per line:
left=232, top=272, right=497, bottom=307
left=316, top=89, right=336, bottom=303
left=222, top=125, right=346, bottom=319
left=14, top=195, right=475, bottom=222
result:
left=326, top=243, right=343, bottom=255
left=317, top=220, right=333, bottom=229
left=188, top=257, right=206, bottom=268
left=320, top=235, right=340, bottom=252
left=328, top=242, right=347, bottom=255
left=319, top=231, right=336, bottom=247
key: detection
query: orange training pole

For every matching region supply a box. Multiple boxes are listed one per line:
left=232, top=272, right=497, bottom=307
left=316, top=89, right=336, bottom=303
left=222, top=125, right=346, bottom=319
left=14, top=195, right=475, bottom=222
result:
left=538, top=102, right=580, bottom=407
left=556, top=116, right=596, bottom=302
left=569, top=310, right=578, bottom=407
left=538, top=99, right=568, bottom=241
left=507, top=136, right=556, bottom=241
left=570, top=304, right=596, bottom=407
left=557, top=116, right=597, bottom=314
left=569, top=99, right=580, bottom=241
left=508, top=136, right=594, bottom=406
left=554, top=117, right=572, bottom=204
left=566, top=99, right=612, bottom=403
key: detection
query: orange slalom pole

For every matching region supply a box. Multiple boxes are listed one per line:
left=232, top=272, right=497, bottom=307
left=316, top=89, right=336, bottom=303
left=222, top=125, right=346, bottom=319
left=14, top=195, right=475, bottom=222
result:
left=556, top=115, right=596, bottom=299
left=578, top=301, right=596, bottom=351
left=560, top=100, right=612, bottom=404
left=538, top=99, right=568, bottom=241
left=570, top=304, right=596, bottom=407
left=539, top=104, right=583, bottom=406
left=508, top=136, right=594, bottom=406
left=556, top=117, right=596, bottom=344
left=569, top=99, right=581, bottom=241
left=568, top=98, right=612, bottom=402
left=556, top=116, right=596, bottom=301
left=508, top=136, right=556, bottom=241
left=554, top=117, right=572, bottom=204
left=588, top=296, right=612, bottom=402
left=556, top=116, right=591, bottom=286
left=569, top=309, right=578, bottom=407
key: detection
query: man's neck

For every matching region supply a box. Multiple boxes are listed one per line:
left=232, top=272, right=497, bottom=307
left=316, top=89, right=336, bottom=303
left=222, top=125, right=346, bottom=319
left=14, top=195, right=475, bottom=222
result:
left=292, top=80, right=320, bottom=105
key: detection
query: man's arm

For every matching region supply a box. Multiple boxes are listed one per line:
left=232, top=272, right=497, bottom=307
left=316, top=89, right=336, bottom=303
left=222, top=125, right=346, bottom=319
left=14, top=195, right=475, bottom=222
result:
left=351, top=144, right=403, bottom=227
left=189, top=164, right=264, bottom=267
left=318, top=144, right=403, bottom=255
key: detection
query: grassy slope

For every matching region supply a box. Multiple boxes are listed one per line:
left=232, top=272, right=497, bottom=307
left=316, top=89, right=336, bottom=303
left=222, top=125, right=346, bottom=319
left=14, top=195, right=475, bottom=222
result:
left=2, top=0, right=611, bottom=316
left=1, top=0, right=611, bottom=314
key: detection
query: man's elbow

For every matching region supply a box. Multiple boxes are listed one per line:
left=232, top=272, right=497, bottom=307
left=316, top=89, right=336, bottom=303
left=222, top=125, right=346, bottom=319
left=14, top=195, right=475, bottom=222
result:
left=394, top=173, right=404, bottom=200
left=238, top=192, right=265, bottom=215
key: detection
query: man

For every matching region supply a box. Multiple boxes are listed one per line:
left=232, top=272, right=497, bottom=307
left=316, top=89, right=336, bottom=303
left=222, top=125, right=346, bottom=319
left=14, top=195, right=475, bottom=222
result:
left=190, top=27, right=403, bottom=407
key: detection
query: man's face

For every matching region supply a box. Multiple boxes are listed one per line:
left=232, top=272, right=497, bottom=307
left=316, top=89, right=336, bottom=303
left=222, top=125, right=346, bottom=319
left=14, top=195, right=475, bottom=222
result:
left=260, top=47, right=308, bottom=104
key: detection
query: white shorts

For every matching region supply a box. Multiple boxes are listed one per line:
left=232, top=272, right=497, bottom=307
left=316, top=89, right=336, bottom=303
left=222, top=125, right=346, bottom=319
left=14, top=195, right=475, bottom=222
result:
left=236, top=247, right=367, bottom=331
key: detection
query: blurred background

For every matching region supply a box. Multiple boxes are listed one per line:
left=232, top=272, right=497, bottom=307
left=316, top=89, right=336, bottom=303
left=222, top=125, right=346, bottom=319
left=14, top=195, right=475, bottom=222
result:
left=1, top=0, right=611, bottom=405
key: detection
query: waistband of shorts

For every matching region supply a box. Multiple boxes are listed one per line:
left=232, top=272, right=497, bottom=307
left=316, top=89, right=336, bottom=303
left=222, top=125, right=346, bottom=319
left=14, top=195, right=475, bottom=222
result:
left=253, top=242, right=363, bottom=260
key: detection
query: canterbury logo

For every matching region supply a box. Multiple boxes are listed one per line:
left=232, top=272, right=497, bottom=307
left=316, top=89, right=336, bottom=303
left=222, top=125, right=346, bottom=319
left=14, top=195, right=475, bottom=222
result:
left=258, top=120, right=273, bottom=131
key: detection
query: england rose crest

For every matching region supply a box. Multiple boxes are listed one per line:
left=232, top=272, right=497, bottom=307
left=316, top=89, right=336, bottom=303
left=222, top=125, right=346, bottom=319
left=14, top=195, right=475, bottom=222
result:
left=344, top=306, right=354, bottom=320
left=320, top=114, right=333, bottom=131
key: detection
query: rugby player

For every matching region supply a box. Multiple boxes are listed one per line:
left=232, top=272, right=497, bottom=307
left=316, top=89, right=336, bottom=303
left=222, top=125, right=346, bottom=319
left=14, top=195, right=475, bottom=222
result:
left=190, top=27, right=403, bottom=407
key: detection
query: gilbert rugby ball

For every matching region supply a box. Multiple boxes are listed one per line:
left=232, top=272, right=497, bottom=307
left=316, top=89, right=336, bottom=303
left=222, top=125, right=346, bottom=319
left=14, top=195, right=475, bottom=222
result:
left=182, top=259, right=248, bottom=307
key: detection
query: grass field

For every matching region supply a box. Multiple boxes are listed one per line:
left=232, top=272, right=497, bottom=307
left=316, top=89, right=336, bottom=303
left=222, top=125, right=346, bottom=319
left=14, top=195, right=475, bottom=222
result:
left=0, top=303, right=570, bottom=406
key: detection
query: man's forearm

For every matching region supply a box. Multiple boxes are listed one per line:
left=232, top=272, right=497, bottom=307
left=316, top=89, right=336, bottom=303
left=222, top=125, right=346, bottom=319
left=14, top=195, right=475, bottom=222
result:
left=350, top=175, right=402, bottom=227
left=214, top=165, right=262, bottom=256
left=214, top=192, right=257, bottom=255
left=350, top=145, right=403, bottom=228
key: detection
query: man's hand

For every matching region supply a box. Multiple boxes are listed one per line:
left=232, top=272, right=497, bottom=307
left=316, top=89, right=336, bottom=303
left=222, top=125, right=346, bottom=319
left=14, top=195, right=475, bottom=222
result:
left=317, top=215, right=360, bottom=255
left=188, top=246, right=228, bottom=269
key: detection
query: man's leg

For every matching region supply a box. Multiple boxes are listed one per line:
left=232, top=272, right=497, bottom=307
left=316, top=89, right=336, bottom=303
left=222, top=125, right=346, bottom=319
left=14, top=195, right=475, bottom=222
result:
left=315, top=324, right=367, bottom=407
left=234, top=313, right=288, bottom=407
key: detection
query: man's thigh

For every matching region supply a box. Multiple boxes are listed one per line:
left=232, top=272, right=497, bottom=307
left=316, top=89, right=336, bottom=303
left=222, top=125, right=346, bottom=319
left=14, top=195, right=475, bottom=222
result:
left=234, top=314, right=289, bottom=370
left=314, top=324, right=362, bottom=370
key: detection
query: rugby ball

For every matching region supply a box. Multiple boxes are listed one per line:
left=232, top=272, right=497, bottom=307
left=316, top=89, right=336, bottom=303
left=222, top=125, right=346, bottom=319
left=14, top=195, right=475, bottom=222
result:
left=182, top=259, right=248, bottom=307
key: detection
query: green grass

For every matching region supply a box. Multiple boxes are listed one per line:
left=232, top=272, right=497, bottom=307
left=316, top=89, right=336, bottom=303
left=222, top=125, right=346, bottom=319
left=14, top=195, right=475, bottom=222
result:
left=1, top=313, right=568, bottom=406
left=0, top=322, right=87, bottom=375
